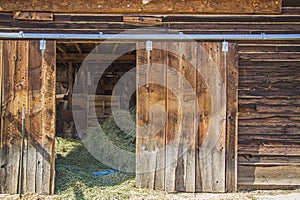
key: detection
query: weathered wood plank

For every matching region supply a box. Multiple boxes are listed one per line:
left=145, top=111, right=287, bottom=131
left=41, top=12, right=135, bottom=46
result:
left=13, top=11, right=53, bottom=21
left=15, top=41, right=29, bottom=194
left=196, top=43, right=227, bottom=192
left=238, top=165, right=300, bottom=186
left=41, top=41, right=56, bottom=194
left=123, top=16, right=162, bottom=26
left=151, top=44, right=167, bottom=191
left=179, top=42, right=198, bottom=192
left=0, top=0, right=282, bottom=14
left=238, top=154, right=300, bottom=165
left=165, top=42, right=181, bottom=192
left=0, top=40, right=4, bottom=194
left=2, top=40, right=20, bottom=194
left=136, top=43, right=156, bottom=189
left=136, top=43, right=167, bottom=190
left=28, top=41, right=44, bottom=194
left=137, top=43, right=166, bottom=190
left=56, top=54, right=135, bottom=63
left=239, top=145, right=300, bottom=156
left=225, top=43, right=238, bottom=192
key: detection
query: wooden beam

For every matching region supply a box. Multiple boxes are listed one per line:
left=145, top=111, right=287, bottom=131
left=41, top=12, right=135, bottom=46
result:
left=123, top=16, right=162, bottom=26
left=68, top=62, right=73, bottom=111
left=13, top=11, right=53, bottom=21
left=238, top=165, right=300, bottom=187
left=0, top=0, right=282, bottom=14
left=56, top=46, right=66, bottom=54
left=74, top=44, right=82, bottom=54
left=56, top=53, right=135, bottom=62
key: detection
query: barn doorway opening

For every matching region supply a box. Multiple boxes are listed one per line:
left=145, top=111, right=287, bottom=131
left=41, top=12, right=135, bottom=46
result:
left=54, top=42, right=137, bottom=193
left=55, top=42, right=137, bottom=138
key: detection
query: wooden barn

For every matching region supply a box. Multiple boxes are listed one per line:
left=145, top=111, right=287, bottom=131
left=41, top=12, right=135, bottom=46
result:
left=0, top=0, right=299, bottom=195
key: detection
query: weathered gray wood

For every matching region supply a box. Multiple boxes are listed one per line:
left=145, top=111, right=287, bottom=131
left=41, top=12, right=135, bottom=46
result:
left=225, top=43, right=238, bottom=192
left=180, top=42, right=198, bottom=192
left=136, top=43, right=167, bottom=190
left=165, top=42, right=181, bottom=192
left=137, top=42, right=237, bottom=192
left=238, top=165, right=300, bottom=187
left=136, top=44, right=153, bottom=188
left=196, top=43, right=227, bottom=192
left=150, top=43, right=167, bottom=191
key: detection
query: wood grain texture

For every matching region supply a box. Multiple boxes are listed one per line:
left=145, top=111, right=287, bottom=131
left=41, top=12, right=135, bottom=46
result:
left=0, top=0, right=282, bottom=14
left=13, top=11, right=53, bottom=21
left=225, top=43, right=238, bottom=192
left=123, top=16, right=162, bottom=26
left=165, top=42, right=181, bottom=192
left=0, top=41, right=4, bottom=193
left=136, top=43, right=152, bottom=188
left=1, top=40, right=20, bottom=194
left=0, top=40, right=56, bottom=195
left=137, top=42, right=238, bottom=192
left=197, top=42, right=227, bottom=192
left=136, top=43, right=167, bottom=190
left=238, top=165, right=300, bottom=186
left=238, top=40, right=300, bottom=190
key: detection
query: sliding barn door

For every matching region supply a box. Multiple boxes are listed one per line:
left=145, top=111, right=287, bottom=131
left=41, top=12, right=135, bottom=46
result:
left=136, top=42, right=238, bottom=192
left=0, top=40, right=56, bottom=194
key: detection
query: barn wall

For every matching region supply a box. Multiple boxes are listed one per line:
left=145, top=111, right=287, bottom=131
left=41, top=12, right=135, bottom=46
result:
left=0, top=0, right=299, bottom=191
left=237, top=40, right=300, bottom=188
left=0, top=0, right=282, bottom=14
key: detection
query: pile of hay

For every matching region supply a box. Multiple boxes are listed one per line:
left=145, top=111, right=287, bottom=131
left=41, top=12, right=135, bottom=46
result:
left=55, top=107, right=167, bottom=199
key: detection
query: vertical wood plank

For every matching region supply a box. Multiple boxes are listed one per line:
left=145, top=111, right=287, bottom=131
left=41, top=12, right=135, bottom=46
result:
left=180, top=42, right=198, bottom=192
left=151, top=43, right=167, bottom=191
left=28, top=40, right=56, bottom=194
left=0, top=40, right=4, bottom=194
left=165, top=42, right=181, bottom=192
left=136, top=43, right=167, bottom=190
left=212, top=43, right=227, bottom=192
left=15, top=41, right=30, bottom=194
left=41, top=41, right=56, bottom=194
left=169, top=42, right=198, bottom=192
left=27, top=41, right=41, bottom=193
left=196, top=42, right=227, bottom=192
left=136, top=42, right=150, bottom=188
left=196, top=42, right=212, bottom=192
left=2, top=40, right=20, bottom=194
left=225, top=43, right=238, bottom=192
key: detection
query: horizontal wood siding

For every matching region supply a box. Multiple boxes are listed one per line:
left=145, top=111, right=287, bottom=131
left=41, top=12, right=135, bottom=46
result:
left=0, top=1, right=297, bottom=34
left=0, top=0, right=281, bottom=14
left=238, top=40, right=300, bottom=189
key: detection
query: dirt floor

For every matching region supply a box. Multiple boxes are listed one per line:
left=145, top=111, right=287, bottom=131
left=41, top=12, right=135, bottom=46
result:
left=0, top=190, right=300, bottom=200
